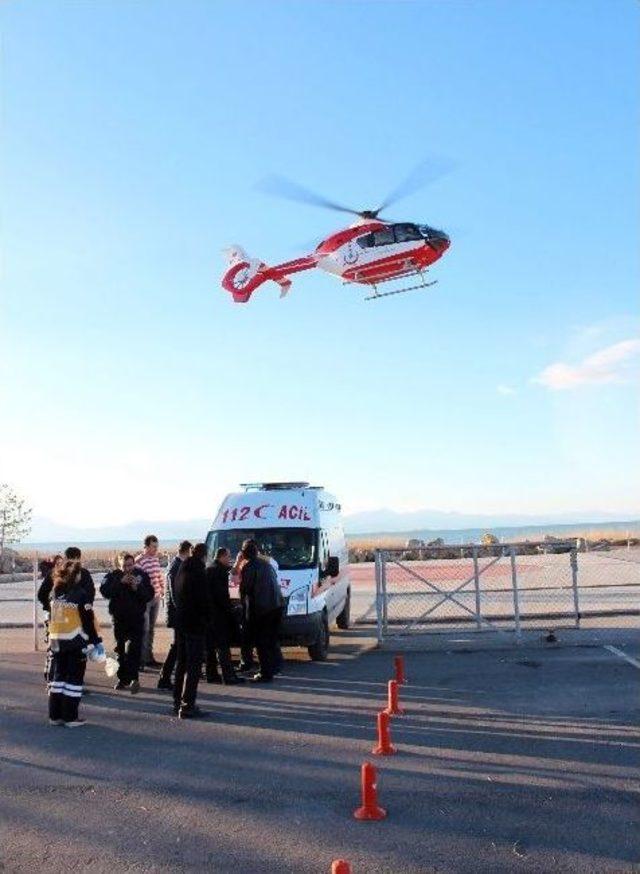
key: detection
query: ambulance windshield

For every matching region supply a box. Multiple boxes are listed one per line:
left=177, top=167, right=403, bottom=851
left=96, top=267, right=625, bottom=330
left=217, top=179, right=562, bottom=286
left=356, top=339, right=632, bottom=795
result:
left=206, top=527, right=317, bottom=571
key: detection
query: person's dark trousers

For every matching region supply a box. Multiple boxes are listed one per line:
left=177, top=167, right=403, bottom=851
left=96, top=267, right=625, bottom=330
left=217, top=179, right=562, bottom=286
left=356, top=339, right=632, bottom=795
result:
left=253, top=609, right=282, bottom=680
left=274, top=607, right=284, bottom=672
left=114, top=620, right=144, bottom=684
left=43, top=620, right=53, bottom=683
left=44, top=649, right=53, bottom=683
left=173, top=631, right=205, bottom=710
left=48, top=649, right=87, bottom=723
left=239, top=611, right=256, bottom=668
left=159, top=630, right=177, bottom=685
left=205, top=626, right=236, bottom=681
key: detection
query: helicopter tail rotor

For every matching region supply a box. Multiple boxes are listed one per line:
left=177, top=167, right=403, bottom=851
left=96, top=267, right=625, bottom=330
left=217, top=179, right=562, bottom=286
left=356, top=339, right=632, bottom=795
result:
left=221, top=246, right=316, bottom=303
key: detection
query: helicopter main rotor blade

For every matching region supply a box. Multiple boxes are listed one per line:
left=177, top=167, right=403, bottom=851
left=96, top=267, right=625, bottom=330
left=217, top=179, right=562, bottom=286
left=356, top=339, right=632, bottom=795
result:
left=256, top=174, right=361, bottom=217
left=376, top=156, right=455, bottom=214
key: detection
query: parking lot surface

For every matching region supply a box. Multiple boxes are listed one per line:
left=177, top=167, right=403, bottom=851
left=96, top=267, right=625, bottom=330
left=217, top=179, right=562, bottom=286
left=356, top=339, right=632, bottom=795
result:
left=1, top=626, right=639, bottom=873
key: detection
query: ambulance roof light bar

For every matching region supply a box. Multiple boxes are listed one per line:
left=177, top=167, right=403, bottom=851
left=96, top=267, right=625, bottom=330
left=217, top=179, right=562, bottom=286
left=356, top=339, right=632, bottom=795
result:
left=241, top=481, right=314, bottom=492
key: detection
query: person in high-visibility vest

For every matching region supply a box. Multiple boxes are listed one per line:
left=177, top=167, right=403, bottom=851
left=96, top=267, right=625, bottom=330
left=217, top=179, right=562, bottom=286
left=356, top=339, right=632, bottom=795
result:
left=48, top=559, right=102, bottom=727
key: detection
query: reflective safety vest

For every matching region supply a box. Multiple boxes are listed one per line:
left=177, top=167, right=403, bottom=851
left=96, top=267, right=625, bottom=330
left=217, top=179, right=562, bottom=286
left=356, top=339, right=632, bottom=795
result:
left=49, top=594, right=89, bottom=652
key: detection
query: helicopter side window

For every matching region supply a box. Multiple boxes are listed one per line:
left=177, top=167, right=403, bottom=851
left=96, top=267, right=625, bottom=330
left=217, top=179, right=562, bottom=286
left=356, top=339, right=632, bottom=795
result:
left=372, top=227, right=395, bottom=246
left=394, top=223, right=422, bottom=243
left=356, top=233, right=375, bottom=248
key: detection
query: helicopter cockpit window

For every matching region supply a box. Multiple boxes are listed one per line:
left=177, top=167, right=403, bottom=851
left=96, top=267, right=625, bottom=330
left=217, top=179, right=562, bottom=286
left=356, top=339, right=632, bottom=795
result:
left=372, top=227, right=395, bottom=246
left=356, top=233, right=375, bottom=248
left=394, top=223, right=422, bottom=243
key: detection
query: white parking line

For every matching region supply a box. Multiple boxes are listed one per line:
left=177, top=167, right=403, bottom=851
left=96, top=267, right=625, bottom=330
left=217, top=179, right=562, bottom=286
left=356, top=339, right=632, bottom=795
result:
left=604, top=645, right=640, bottom=670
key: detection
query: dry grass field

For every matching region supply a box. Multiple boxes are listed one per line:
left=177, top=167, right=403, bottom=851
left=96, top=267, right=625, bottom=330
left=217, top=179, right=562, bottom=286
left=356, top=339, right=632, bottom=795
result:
left=5, top=526, right=637, bottom=573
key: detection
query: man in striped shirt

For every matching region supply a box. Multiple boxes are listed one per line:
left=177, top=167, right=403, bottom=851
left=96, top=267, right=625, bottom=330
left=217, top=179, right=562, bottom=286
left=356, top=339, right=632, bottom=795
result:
left=135, top=534, right=165, bottom=667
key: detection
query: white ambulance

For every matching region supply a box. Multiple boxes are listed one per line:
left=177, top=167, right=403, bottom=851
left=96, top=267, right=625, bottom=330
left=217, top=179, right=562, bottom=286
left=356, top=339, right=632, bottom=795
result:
left=205, top=482, right=351, bottom=660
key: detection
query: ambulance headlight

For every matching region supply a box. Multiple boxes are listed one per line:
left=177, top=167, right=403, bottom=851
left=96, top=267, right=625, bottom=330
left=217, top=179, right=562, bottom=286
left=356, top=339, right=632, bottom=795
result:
left=287, top=588, right=307, bottom=616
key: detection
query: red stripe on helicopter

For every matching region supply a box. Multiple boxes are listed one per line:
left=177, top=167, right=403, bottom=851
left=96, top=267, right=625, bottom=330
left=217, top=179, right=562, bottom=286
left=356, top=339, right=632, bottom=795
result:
left=342, top=245, right=446, bottom=284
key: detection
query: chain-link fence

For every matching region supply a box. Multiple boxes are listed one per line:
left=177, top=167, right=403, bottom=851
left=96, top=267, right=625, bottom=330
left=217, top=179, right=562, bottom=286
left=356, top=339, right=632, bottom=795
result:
left=370, top=542, right=640, bottom=644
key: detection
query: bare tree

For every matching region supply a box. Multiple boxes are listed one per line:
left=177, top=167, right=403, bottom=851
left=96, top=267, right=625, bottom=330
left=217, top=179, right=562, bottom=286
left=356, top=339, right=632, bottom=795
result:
left=0, top=484, right=32, bottom=562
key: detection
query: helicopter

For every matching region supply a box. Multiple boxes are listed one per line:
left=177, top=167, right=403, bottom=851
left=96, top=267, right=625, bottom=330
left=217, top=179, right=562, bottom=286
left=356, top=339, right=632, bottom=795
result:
left=221, top=162, right=452, bottom=303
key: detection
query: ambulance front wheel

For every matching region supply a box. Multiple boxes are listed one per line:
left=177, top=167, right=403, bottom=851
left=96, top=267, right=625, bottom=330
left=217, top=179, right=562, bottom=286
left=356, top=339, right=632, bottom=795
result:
left=307, top=614, right=329, bottom=661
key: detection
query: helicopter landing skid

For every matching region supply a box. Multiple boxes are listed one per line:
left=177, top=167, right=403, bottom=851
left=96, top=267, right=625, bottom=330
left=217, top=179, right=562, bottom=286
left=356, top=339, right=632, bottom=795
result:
left=364, top=277, right=438, bottom=301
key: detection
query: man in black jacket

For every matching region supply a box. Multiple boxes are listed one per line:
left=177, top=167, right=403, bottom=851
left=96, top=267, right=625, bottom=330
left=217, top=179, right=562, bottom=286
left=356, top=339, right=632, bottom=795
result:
left=38, top=546, right=96, bottom=612
left=172, top=543, right=210, bottom=718
left=100, top=555, right=154, bottom=693
left=158, top=540, right=192, bottom=691
left=205, top=548, right=245, bottom=685
left=239, top=539, right=284, bottom=683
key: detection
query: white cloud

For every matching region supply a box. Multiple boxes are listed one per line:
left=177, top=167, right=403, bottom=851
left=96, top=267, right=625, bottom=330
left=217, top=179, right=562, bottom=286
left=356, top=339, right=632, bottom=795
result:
left=534, top=339, right=640, bottom=391
left=497, top=384, right=517, bottom=396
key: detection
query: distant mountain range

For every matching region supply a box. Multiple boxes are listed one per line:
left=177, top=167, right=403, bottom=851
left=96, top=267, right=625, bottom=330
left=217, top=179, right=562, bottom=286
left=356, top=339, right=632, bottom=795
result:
left=26, top=516, right=210, bottom=544
left=21, top=508, right=640, bottom=547
left=341, top=508, right=639, bottom=535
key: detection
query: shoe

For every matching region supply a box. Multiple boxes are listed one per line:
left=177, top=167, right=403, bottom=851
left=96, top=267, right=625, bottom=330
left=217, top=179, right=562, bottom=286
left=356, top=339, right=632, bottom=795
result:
left=250, top=673, right=274, bottom=683
left=171, top=704, right=180, bottom=716
left=237, top=662, right=256, bottom=673
left=64, top=719, right=87, bottom=728
left=114, top=681, right=127, bottom=690
left=49, top=718, right=64, bottom=726
left=206, top=674, right=222, bottom=684
left=145, top=658, right=162, bottom=668
left=222, top=675, right=246, bottom=685
left=157, top=678, right=174, bottom=691
left=178, top=705, right=207, bottom=720
left=129, top=679, right=140, bottom=694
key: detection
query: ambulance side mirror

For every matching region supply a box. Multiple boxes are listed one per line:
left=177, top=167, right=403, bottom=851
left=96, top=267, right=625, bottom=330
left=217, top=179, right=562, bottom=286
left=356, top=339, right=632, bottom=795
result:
left=327, top=556, right=340, bottom=578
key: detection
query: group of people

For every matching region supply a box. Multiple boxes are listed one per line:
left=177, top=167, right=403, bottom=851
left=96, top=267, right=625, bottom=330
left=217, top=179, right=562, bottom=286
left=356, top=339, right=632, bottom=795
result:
left=38, top=535, right=284, bottom=724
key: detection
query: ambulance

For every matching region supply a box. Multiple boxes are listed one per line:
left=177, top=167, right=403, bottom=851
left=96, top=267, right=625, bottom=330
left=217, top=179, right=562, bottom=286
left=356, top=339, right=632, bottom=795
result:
left=205, top=482, right=351, bottom=660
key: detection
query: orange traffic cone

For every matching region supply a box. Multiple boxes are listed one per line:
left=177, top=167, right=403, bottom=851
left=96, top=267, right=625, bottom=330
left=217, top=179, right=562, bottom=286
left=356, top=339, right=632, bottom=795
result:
left=353, top=762, right=387, bottom=821
left=394, top=654, right=405, bottom=685
left=372, top=709, right=396, bottom=755
left=331, top=861, right=351, bottom=874
left=384, top=679, right=404, bottom=716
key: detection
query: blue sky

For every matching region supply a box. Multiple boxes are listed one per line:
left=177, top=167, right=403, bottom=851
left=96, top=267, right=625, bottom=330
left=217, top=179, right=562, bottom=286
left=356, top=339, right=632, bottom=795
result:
left=1, top=0, right=639, bottom=527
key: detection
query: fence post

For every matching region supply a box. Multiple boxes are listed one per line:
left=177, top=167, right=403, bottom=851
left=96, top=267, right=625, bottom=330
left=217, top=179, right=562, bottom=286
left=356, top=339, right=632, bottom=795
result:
left=472, top=546, right=482, bottom=629
left=374, top=550, right=383, bottom=644
left=32, top=551, right=39, bottom=652
left=381, top=551, right=388, bottom=636
left=570, top=548, right=580, bottom=628
left=510, top=546, right=522, bottom=641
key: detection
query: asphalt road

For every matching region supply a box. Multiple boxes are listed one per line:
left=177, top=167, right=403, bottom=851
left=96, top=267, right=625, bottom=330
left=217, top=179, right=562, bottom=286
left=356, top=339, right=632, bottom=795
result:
left=1, top=625, right=639, bottom=873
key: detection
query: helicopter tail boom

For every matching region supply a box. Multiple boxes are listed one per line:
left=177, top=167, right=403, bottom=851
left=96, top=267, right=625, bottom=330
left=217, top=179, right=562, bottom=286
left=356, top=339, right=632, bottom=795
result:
left=222, top=248, right=316, bottom=303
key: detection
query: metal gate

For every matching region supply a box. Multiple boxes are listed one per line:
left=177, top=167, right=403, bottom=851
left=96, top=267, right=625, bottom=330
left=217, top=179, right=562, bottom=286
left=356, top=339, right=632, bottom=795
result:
left=366, top=541, right=640, bottom=645
left=369, top=543, right=590, bottom=644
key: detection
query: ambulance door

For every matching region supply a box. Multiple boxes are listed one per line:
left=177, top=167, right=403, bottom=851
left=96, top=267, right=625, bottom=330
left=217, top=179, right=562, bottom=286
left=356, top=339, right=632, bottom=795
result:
left=317, top=528, right=336, bottom=619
